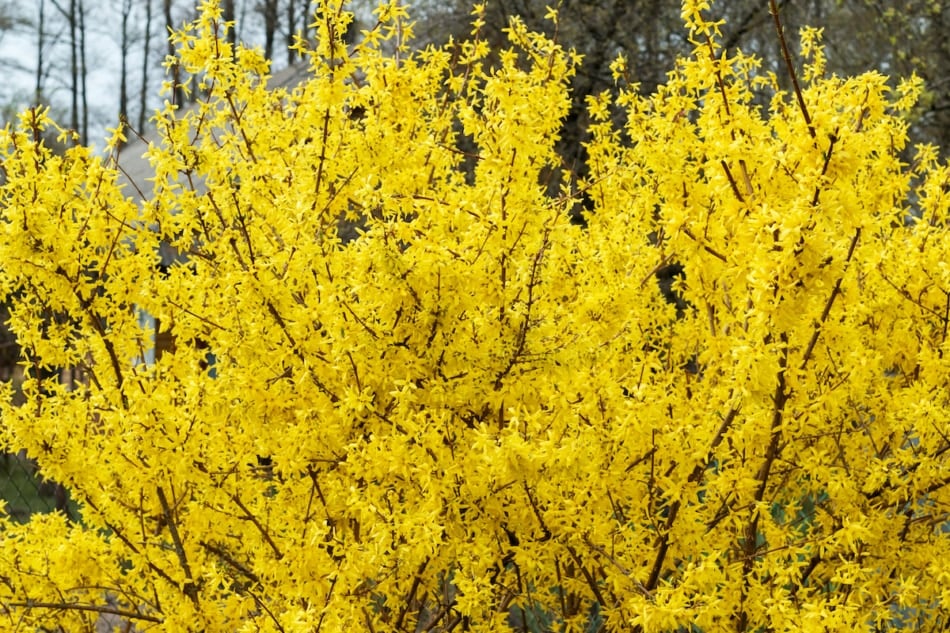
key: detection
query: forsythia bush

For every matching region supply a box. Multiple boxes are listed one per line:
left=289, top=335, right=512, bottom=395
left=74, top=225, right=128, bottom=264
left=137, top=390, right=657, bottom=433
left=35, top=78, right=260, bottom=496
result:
left=1, top=0, right=949, bottom=631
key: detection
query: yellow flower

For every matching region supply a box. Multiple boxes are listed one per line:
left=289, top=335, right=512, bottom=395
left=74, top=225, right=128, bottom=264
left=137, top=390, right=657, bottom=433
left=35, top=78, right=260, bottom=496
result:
left=0, top=1, right=947, bottom=631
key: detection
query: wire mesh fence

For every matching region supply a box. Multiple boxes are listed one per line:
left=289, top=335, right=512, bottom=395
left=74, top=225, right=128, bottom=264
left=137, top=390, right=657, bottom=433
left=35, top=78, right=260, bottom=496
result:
left=0, top=450, right=71, bottom=522
left=0, top=355, right=77, bottom=523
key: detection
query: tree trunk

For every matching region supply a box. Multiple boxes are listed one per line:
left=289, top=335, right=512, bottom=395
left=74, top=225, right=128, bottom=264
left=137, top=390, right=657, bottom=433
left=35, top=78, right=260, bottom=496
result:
left=34, top=0, right=45, bottom=106
left=79, top=0, right=87, bottom=144
left=286, top=0, right=295, bottom=64
left=164, top=0, right=183, bottom=106
left=119, top=0, right=132, bottom=128
left=261, top=0, right=278, bottom=61
left=69, top=0, right=78, bottom=137
left=139, top=0, right=153, bottom=131
left=222, top=0, right=235, bottom=47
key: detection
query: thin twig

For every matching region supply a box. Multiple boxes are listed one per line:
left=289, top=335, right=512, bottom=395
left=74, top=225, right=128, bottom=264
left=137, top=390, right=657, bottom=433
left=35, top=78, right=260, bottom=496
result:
left=200, top=541, right=259, bottom=584
left=721, top=160, right=745, bottom=204
left=799, top=228, right=861, bottom=370
left=769, top=0, right=815, bottom=138
left=395, top=558, right=430, bottom=631
left=156, top=486, right=199, bottom=604
left=582, top=535, right=653, bottom=598
left=8, top=601, right=162, bottom=624
left=230, top=493, right=284, bottom=560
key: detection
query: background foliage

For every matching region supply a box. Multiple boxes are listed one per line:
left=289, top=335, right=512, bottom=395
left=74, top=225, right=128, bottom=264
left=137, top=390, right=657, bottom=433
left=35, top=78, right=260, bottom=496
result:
left=0, top=0, right=948, bottom=156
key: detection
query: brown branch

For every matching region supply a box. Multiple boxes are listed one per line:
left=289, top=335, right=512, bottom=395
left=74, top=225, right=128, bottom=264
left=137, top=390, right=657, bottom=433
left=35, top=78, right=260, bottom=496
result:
left=564, top=545, right=609, bottom=609
left=230, top=493, right=284, bottom=560
left=811, top=130, right=838, bottom=207
left=877, top=268, right=947, bottom=321
left=638, top=253, right=676, bottom=289
left=721, top=160, right=745, bottom=204
left=165, top=299, right=227, bottom=331
left=395, top=558, right=430, bottom=631
left=97, top=205, right=131, bottom=280
left=681, top=227, right=729, bottom=262
left=554, top=558, right=570, bottom=621
left=738, top=339, right=789, bottom=632
left=211, top=193, right=342, bottom=405
left=769, top=0, right=814, bottom=139
left=8, top=601, right=162, bottom=624
left=204, top=187, right=232, bottom=235
left=495, top=231, right=550, bottom=389
left=522, top=482, right=553, bottom=543
left=362, top=606, right=378, bottom=633
left=318, top=166, right=359, bottom=221
left=314, top=573, right=338, bottom=633
left=645, top=405, right=739, bottom=591
left=234, top=204, right=257, bottom=268
left=156, top=486, right=199, bottom=604
left=582, top=535, right=652, bottom=598
left=341, top=301, right=380, bottom=339
left=799, top=228, right=861, bottom=370
left=82, top=497, right=180, bottom=593
left=225, top=92, right=257, bottom=163
left=942, top=291, right=950, bottom=354
left=200, top=541, right=259, bottom=584
left=791, top=554, right=821, bottom=598
left=246, top=586, right=286, bottom=633
left=53, top=272, right=128, bottom=402
left=312, top=110, right=332, bottom=207
left=624, top=445, right=659, bottom=474
left=707, top=35, right=732, bottom=119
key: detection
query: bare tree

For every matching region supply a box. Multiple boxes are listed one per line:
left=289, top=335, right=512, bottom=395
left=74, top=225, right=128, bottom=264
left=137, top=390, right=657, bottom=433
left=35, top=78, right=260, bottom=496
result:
left=138, top=0, right=153, bottom=131
left=410, top=0, right=950, bottom=201
left=222, top=0, right=235, bottom=47
left=163, top=0, right=183, bottom=106
left=34, top=0, right=45, bottom=106
left=78, top=0, right=87, bottom=142
left=118, top=0, right=132, bottom=127
left=45, top=0, right=87, bottom=142
left=67, top=0, right=77, bottom=136
left=258, top=0, right=279, bottom=60
left=412, top=0, right=687, bottom=218
left=285, top=0, right=296, bottom=64
left=287, top=0, right=310, bottom=63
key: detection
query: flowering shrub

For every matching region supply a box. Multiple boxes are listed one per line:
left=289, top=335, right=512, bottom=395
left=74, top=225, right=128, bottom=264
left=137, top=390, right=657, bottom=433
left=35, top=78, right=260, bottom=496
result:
left=0, top=1, right=948, bottom=631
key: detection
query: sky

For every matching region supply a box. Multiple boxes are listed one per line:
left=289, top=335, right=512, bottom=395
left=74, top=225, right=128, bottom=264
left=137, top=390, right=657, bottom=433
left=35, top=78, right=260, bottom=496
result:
left=0, top=0, right=297, bottom=154
left=0, top=1, right=391, bottom=154
left=0, top=1, right=132, bottom=153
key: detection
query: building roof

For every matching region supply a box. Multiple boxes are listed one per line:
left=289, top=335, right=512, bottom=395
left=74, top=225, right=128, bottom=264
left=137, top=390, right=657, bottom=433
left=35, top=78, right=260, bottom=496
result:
left=115, top=61, right=311, bottom=202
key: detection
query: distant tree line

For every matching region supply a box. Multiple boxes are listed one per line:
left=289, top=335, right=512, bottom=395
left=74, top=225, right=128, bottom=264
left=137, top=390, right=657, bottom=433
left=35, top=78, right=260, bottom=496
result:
left=0, top=0, right=316, bottom=145
left=0, top=1, right=945, bottom=159
left=415, top=0, right=950, bottom=188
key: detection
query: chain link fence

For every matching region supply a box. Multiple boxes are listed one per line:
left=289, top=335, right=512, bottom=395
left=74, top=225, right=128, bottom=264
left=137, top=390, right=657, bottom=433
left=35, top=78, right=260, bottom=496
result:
left=0, top=450, right=71, bottom=522
left=0, top=354, right=77, bottom=523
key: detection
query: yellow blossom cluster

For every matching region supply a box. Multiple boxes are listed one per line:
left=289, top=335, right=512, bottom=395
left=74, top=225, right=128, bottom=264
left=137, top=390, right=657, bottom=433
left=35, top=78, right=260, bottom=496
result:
left=0, top=1, right=948, bottom=631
